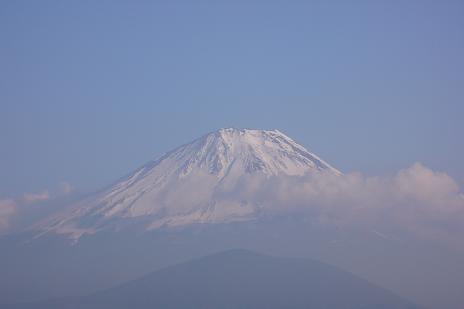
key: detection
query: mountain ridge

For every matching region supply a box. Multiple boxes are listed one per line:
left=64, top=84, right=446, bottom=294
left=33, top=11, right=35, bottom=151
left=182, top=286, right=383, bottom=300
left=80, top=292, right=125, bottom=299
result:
left=4, top=249, right=419, bottom=309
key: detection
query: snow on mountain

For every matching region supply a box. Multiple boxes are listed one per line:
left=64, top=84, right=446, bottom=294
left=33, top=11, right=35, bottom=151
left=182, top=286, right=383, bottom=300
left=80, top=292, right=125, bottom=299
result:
left=37, top=128, right=340, bottom=240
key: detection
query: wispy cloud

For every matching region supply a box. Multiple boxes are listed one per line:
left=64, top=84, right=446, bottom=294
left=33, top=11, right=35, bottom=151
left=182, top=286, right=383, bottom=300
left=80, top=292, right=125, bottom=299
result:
left=59, top=182, right=73, bottom=195
left=0, top=182, right=74, bottom=233
left=0, top=199, right=17, bottom=231
left=22, top=191, right=50, bottom=203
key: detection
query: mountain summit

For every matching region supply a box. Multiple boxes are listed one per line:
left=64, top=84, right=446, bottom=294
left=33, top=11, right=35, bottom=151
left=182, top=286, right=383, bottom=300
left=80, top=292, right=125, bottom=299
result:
left=39, top=128, right=340, bottom=239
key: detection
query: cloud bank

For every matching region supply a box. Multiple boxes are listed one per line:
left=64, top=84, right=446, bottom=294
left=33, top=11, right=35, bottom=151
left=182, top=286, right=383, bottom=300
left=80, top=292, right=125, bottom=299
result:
left=2, top=164, right=464, bottom=249
left=219, top=163, right=464, bottom=248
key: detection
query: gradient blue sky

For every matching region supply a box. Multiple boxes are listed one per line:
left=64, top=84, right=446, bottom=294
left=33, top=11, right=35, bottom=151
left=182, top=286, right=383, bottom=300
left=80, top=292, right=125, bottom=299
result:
left=1, top=1, right=463, bottom=196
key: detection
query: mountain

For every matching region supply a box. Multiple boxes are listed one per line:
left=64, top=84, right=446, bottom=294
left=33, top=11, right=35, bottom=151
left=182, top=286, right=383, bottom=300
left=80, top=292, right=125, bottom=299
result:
left=37, top=128, right=340, bottom=240
left=5, top=249, right=418, bottom=309
left=2, top=129, right=462, bottom=308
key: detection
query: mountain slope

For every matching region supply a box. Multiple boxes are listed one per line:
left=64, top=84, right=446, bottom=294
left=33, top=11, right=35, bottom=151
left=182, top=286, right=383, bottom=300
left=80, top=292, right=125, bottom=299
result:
left=38, top=128, right=340, bottom=239
left=7, top=250, right=419, bottom=309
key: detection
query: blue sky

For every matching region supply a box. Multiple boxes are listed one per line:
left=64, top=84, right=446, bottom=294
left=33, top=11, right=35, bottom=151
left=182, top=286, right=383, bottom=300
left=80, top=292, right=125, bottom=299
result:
left=1, top=1, right=463, bottom=196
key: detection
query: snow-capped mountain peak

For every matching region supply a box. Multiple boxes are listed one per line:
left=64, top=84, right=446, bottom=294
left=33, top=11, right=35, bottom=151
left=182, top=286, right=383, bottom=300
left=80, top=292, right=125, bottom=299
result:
left=38, top=128, right=340, bottom=240
left=153, top=128, right=339, bottom=177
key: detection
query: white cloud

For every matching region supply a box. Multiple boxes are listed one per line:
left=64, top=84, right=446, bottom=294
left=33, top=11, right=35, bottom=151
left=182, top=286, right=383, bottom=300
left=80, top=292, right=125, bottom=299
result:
left=222, top=163, right=464, bottom=248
